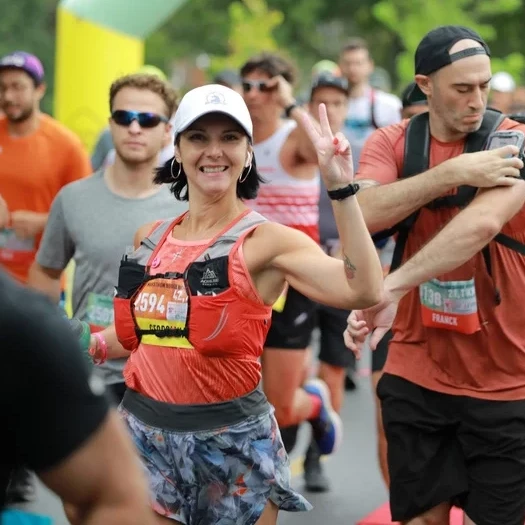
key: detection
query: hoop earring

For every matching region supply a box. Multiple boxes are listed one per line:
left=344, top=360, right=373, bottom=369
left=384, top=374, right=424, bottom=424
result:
left=171, top=158, right=181, bottom=180
left=239, top=162, right=251, bottom=183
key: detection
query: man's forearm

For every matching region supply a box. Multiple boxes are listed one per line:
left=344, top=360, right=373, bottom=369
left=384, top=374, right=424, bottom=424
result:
left=27, top=263, right=62, bottom=303
left=387, top=182, right=525, bottom=298
left=357, top=163, right=459, bottom=233
left=288, top=105, right=319, bottom=164
left=37, top=212, right=49, bottom=233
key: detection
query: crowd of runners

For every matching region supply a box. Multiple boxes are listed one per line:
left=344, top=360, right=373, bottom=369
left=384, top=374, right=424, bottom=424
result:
left=2, top=23, right=525, bottom=525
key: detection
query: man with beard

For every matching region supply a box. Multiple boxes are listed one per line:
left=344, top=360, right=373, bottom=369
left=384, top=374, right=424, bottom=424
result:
left=0, top=51, right=91, bottom=284
left=347, top=27, right=525, bottom=524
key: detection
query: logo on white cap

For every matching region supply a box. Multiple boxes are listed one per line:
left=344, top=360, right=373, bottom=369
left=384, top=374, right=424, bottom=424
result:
left=205, top=91, right=226, bottom=105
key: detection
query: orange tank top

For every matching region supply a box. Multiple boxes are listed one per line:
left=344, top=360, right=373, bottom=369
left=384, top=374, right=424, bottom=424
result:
left=123, top=210, right=273, bottom=404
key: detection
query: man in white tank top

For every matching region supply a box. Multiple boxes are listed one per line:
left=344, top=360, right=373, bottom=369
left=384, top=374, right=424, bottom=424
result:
left=239, top=53, right=343, bottom=480
left=339, top=38, right=402, bottom=171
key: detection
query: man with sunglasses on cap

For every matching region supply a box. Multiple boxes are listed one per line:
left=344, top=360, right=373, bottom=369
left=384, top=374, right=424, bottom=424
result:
left=28, top=73, right=187, bottom=407
left=0, top=51, right=91, bottom=285
left=345, top=26, right=525, bottom=525
left=240, top=53, right=343, bottom=464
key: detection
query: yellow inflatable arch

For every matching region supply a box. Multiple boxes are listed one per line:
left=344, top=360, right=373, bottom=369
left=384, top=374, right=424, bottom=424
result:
left=54, top=0, right=187, bottom=315
left=55, top=0, right=187, bottom=152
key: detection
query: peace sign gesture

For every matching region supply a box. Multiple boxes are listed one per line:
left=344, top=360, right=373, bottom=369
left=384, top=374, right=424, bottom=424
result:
left=300, top=103, right=355, bottom=189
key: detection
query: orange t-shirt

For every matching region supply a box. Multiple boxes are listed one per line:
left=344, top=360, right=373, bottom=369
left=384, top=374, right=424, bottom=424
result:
left=356, top=117, right=525, bottom=400
left=0, top=114, right=91, bottom=282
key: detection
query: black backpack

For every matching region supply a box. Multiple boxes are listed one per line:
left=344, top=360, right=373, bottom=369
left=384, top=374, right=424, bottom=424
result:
left=372, top=109, right=525, bottom=304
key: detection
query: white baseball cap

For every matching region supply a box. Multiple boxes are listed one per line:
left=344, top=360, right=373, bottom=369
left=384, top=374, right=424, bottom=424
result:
left=173, top=84, right=253, bottom=142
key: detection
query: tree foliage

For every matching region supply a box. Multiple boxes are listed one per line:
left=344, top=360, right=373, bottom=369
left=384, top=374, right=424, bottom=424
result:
left=0, top=0, right=57, bottom=113
left=1, top=0, right=525, bottom=116
left=372, top=0, right=523, bottom=86
left=209, top=0, right=284, bottom=75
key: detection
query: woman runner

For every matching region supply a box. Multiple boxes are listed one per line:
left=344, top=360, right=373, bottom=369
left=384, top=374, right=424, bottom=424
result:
left=90, top=84, right=383, bottom=524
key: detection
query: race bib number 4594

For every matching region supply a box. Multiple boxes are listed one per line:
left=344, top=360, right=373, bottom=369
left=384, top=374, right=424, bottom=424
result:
left=419, top=278, right=480, bottom=334
left=133, top=279, right=192, bottom=349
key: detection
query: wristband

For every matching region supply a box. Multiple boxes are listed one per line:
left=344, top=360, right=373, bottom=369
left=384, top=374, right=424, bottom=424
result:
left=284, top=103, right=298, bottom=118
left=327, top=183, right=360, bottom=200
left=91, top=332, right=108, bottom=365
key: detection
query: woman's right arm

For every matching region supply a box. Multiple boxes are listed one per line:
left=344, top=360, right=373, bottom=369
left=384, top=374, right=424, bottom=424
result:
left=89, top=221, right=158, bottom=363
left=89, top=324, right=129, bottom=361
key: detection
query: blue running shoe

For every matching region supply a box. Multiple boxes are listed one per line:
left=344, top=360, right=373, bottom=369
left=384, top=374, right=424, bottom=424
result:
left=303, top=378, right=343, bottom=455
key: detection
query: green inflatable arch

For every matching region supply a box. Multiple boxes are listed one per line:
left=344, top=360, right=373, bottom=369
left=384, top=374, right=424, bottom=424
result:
left=54, top=0, right=188, bottom=151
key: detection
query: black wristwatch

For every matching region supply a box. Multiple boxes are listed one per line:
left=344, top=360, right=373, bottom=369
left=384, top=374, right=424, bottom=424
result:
left=284, top=102, right=298, bottom=118
left=327, top=183, right=360, bottom=200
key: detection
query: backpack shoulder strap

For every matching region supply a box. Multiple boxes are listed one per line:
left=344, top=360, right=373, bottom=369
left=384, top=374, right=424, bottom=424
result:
left=370, top=89, right=379, bottom=130
left=402, top=112, right=430, bottom=178
left=385, top=113, right=431, bottom=271
left=371, top=113, right=430, bottom=244
left=128, top=217, right=181, bottom=266
left=195, top=211, right=267, bottom=261
left=494, top=233, right=525, bottom=255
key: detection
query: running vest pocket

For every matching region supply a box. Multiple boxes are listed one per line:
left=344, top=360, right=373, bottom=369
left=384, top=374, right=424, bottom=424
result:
left=114, top=259, right=147, bottom=351
left=186, top=256, right=229, bottom=296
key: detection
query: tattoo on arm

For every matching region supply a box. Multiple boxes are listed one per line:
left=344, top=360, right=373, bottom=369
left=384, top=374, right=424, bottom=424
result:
left=343, top=254, right=357, bottom=280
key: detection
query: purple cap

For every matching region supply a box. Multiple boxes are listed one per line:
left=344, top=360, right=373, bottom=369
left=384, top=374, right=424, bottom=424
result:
left=0, top=51, right=44, bottom=84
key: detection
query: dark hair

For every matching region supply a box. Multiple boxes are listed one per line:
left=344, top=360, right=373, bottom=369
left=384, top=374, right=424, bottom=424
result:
left=213, top=69, right=242, bottom=88
left=109, top=73, right=179, bottom=117
left=240, top=52, right=296, bottom=85
left=154, top=137, right=264, bottom=201
left=340, top=37, right=370, bottom=56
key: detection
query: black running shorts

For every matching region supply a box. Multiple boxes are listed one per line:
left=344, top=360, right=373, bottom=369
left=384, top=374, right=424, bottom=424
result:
left=377, top=373, right=525, bottom=525
left=264, top=286, right=317, bottom=350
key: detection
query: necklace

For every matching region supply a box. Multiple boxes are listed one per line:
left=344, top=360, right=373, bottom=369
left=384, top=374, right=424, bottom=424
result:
left=181, top=208, right=241, bottom=240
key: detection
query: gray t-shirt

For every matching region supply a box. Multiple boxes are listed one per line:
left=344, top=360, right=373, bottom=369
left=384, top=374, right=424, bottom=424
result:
left=36, top=170, right=187, bottom=385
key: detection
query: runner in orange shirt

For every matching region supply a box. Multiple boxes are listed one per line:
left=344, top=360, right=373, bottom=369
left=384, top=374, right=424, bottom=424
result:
left=0, top=50, right=91, bottom=505
left=346, top=26, right=525, bottom=525
left=0, top=51, right=91, bottom=283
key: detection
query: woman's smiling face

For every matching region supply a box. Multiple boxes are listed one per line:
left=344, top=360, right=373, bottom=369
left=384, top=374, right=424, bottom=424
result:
left=177, top=112, right=252, bottom=198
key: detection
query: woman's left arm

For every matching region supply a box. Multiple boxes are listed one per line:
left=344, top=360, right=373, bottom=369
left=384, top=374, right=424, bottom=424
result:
left=269, top=222, right=382, bottom=311
left=269, top=103, right=384, bottom=310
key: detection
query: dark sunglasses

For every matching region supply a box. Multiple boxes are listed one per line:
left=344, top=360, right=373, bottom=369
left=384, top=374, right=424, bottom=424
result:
left=111, top=110, right=169, bottom=128
left=241, top=80, right=275, bottom=93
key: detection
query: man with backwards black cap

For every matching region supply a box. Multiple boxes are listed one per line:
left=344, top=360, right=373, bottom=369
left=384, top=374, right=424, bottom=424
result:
left=345, top=26, right=525, bottom=524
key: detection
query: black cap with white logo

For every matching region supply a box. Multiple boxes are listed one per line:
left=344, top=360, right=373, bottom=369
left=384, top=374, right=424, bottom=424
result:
left=406, top=25, right=490, bottom=104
